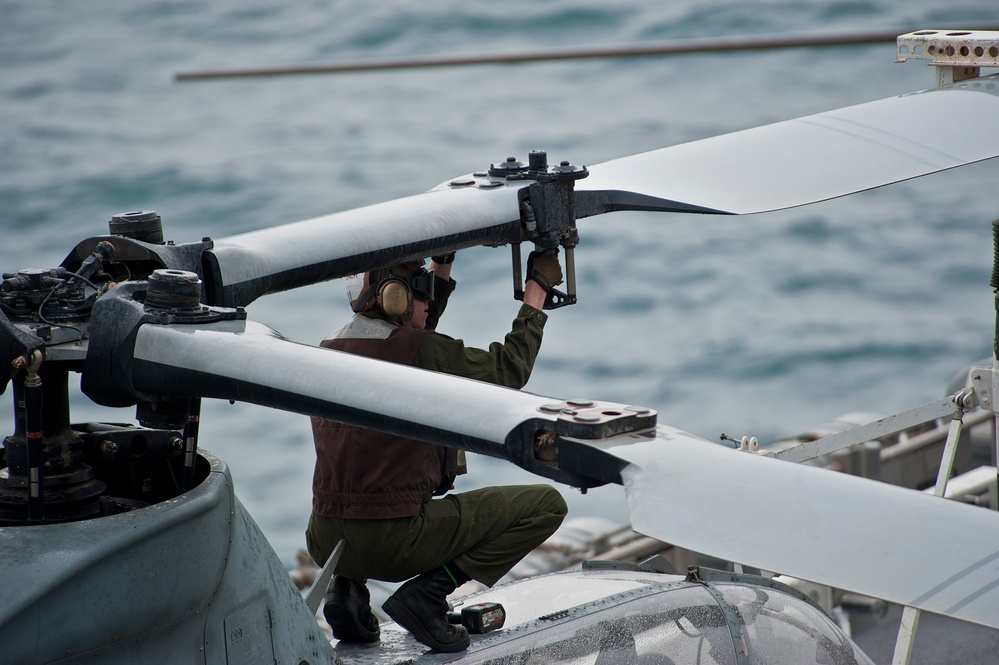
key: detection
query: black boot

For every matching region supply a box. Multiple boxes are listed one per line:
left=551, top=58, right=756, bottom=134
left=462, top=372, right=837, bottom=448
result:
left=382, top=566, right=470, bottom=653
left=323, top=575, right=380, bottom=643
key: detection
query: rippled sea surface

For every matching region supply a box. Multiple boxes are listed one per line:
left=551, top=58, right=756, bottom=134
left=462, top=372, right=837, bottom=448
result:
left=3, top=0, right=999, bottom=564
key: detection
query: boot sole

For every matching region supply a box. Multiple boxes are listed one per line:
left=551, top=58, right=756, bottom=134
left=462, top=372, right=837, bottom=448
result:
left=383, top=596, right=470, bottom=653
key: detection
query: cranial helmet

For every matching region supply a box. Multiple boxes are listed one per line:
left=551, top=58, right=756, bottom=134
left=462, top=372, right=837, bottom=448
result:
left=352, top=260, right=435, bottom=320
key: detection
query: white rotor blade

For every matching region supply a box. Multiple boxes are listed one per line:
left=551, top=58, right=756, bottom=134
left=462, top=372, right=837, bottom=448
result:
left=171, top=29, right=935, bottom=81
left=82, top=298, right=650, bottom=488
left=615, top=425, right=999, bottom=629
left=204, top=74, right=999, bottom=306
left=578, top=74, right=999, bottom=214
left=205, top=186, right=522, bottom=306
left=83, top=290, right=999, bottom=628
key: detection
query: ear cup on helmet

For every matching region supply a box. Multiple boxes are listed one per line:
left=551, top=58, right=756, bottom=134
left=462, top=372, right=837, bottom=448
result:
left=377, top=278, right=412, bottom=318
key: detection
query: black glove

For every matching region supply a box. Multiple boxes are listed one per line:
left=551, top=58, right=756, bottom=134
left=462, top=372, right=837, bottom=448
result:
left=527, top=250, right=563, bottom=293
left=431, top=253, right=455, bottom=264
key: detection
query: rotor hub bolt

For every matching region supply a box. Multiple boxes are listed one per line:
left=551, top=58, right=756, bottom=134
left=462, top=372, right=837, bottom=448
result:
left=528, top=150, right=548, bottom=171
left=145, top=269, right=203, bottom=312
left=109, top=210, right=164, bottom=245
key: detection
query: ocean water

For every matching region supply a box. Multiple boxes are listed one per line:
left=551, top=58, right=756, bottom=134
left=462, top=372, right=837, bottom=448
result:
left=3, top=1, right=999, bottom=566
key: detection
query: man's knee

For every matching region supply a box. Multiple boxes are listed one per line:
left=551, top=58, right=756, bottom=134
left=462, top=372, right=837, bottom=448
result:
left=542, top=485, right=568, bottom=517
left=533, top=485, right=567, bottom=524
left=524, top=484, right=567, bottom=537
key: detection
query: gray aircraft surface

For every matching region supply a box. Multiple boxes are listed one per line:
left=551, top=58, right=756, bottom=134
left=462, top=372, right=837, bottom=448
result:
left=1, top=29, right=999, bottom=665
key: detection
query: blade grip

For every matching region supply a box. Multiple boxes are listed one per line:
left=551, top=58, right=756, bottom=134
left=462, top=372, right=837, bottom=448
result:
left=503, top=403, right=658, bottom=488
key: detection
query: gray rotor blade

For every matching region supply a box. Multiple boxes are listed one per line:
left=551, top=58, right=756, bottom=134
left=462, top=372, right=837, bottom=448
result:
left=128, top=319, right=549, bottom=458
left=577, top=73, right=999, bottom=215
left=614, top=425, right=999, bottom=630
left=172, top=26, right=999, bottom=81
left=203, top=75, right=999, bottom=307
left=84, top=297, right=999, bottom=629
left=173, top=29, right=915, bottom=81
left=204, top=186, right=522, bottom=306
left=91, top=311, right=646, bottom=487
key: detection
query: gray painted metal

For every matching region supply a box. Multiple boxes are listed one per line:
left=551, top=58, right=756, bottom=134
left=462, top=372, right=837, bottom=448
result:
left=0, top=451, right=334, bottom=665
left=618, top=424, right=999, bottom=630
left=765, top=395, right=962, bottom=463
left=129, top=318, right=555, bottom=460
left=203, top=75, right=999, bottom=308
left=305, top=539, right=345, bottom=616
left=120, top=314, right=657, bottom=489
left=581, top=74, right=999, bottom=215
left=205, top=187, right=521, bottom=306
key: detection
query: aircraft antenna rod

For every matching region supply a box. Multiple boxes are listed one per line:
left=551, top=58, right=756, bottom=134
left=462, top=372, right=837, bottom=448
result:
left=173, top=27, right=999, bottom=81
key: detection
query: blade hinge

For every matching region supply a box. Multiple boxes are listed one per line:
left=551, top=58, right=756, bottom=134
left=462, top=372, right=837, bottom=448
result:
left=506, top=400, right=658, bottom=490
left=506, top=400, right=658, bottom=488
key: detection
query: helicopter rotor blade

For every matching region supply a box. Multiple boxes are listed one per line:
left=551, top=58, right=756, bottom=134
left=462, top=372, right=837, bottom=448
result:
left=204, top=186, right=522, bottom=306
left=173, top=26, right=999, bottom=81
left=81, top=297, right=999, bottom=629
left=81, top=297, right=643, bottom=488
left=576, top=73, right=999, bottom=215
left=614, top=426, right=999, bottom=631
left=205, top=74, right=999, bottom=307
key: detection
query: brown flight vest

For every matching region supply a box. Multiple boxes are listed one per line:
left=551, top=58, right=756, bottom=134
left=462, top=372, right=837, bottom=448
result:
left=311, top=322, right=467, bottom=519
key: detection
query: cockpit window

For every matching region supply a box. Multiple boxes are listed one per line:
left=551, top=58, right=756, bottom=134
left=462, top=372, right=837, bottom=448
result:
left=714, top=584, right=875, bottom=665
left=475, top=586, right=738, bottom=665
left=469, top=582, right=874, bottom=665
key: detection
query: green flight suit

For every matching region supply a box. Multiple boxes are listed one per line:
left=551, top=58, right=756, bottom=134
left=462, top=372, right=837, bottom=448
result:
left=307, top=276, right=567, bottom=586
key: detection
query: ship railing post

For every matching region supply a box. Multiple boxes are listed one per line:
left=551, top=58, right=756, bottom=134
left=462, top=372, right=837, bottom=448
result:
left=890, top=389, right=974, bottom=665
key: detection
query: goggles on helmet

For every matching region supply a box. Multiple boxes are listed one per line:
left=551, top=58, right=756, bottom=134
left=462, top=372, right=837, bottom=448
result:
left=402, top=267, right=435, bottom=302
